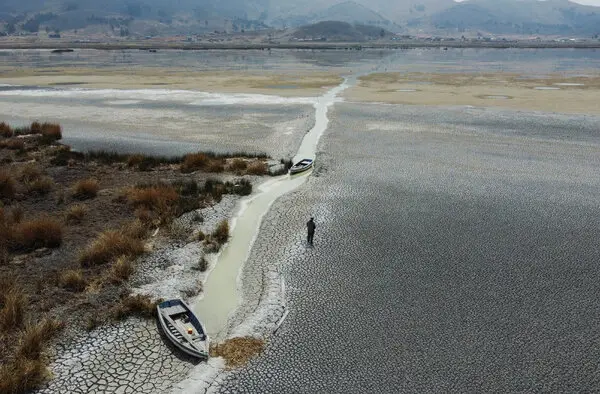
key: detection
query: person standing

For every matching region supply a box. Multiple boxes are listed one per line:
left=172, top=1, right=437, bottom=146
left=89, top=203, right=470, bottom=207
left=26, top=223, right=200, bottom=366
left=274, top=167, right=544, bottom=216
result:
left=307, top=217, right=316, bottom=245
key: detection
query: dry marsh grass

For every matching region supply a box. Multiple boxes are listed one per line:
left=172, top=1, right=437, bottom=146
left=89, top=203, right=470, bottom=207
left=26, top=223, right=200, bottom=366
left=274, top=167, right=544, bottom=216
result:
left=246, top=160, right=268, bottom=175
left=111, top=294, right=157, bottom=320
left=72, top=178, right=99, bottom=200
left=12, top=216, right=62, bottom=251
left=0, top=138, right=25, bottom=151
left=0, top=170, right=16, bottom=200
left=59, top=270, right=87, bottom=292
left=79, top=229, right=145, bottom=267
left=19, top=164, right=42, bottom=183
left=181, top=152, right=210, bottom=173
left=212, top=220, right=230, bottom=244
left=228, top=158, right=247, bottom=172
left=0, top=356, right=49, bottom=394
left=26, top=176, right=53, bottom=195
left=0, top=287, right=27, bottom=331
left=64, top=204, right=87, bottom=224
left=0, top=122, right=13, bottom=138
left=127, top=184, right=178, bottom=212
left=209, top=337, right=265, bottom=368
left=110, top=257, right=134, bottom=283
left=16, top=319, right=63, bottom=359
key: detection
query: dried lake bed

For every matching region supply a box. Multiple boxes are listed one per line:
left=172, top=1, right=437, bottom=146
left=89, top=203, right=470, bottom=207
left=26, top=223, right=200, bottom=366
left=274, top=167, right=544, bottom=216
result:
left=1, top=48, right=600, bottom=392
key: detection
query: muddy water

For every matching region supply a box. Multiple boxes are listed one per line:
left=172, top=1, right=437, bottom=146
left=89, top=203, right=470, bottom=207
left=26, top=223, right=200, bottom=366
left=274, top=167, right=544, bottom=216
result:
left=193, top=79, right=350, bottom=338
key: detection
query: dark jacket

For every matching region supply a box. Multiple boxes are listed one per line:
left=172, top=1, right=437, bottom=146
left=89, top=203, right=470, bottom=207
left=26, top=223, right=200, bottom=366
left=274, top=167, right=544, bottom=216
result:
left=307, top=219, right=316, bottom=233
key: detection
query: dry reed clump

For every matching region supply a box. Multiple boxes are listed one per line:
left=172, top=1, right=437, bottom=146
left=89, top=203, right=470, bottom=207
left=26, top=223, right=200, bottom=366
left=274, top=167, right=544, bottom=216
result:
left=127, top=184, right=179, bottom=221
left=39, top=123, right=62, bottom=141
left=64, top=204, right=87, bottom=224
left=212, top=220, right=229, bottom=244
left=0, top=138, right=25, bottom=151
left=180, top=153, right=210, bottom=173
left=245, top=160, right=268, bottom=175
left=228, top=158, right=248, bottom=172
left=26, top=177, right=53, bottom=195
left=209, top=337, right=265, bottom=368
left=126, top=154, right=145, bottom=167
left=206, top=160, right=225, bottom=173
left=110, top=257, right=134, bottom=283
left=0, top=356, right=49, bottom=394
left=111, top=294, right=158, bottom=320
left=16, top=319, right=63, bottom=359
left=0, top=170, right=16, bottom=200
left=0, top=285, right=27, bottom=331
left=0, top=122, right=13, bottom=138
left=19, top=164, right=42, bottom=183
left=122, top=219, right=148, bottom=239
left=72, top=178, right=99, bottom=200
left=79, top=229, right=145, bottom=267
left=59, top=270, right=87, bottom=292
left=11, top=216, right=63, bottom=251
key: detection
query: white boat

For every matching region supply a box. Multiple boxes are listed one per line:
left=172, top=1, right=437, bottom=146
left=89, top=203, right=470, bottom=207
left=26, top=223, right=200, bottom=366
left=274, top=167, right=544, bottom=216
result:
left=157, top=299, right=209, bottom=359
left=289, top=158, right=314, bottom=174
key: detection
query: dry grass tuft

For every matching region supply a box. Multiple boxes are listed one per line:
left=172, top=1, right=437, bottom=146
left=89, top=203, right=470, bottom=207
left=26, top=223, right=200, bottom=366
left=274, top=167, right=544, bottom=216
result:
left=245, top=160, right=268, bottom=175
left=122, top=219, right=148, bottom=239
left=0, top=170, right=16, bottom=200
left=0, top=287, right=27, bottom=331
left=126, top=154, right=145, bottom=167
left=16, top=319, right=63, bottom=359
left=206, top=160, right=225, bottom=173
left=11, top=216, right=62, bottom=251
left=72, top=178, right=99, bottom=200
left=59, top=270, right=87, bottom=292
left=111, top=294, right=158, bottom=320
left=0, top=138, right=25, bottom=151
left=212, top=220, right=229, bottom=244
left=209, top=337, right=265, bottom=368
left=181, top=153, right=210, bottom=173
left=19, top=164, right=42, bottom=183
left=26, top=177, right=53, bottom=195
left=79, top=229, right=145, bottom=267
left=40, top=123, right=62, bottom=141
left=0, top=356, right=49, bottom=394
left=127, top=184, right=179, bottom=222
left=64, top=204, right=87, bottom=224
left=110, top=257, right=134, bottom=283
left=0, top=122, right=13, bottom=138
left=228, top=158, right=247, bottom=172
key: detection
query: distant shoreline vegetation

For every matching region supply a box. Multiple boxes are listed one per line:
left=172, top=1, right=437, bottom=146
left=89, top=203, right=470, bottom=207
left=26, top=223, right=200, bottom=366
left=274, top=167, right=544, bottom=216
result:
left=0, top=41, right=599, bottom=51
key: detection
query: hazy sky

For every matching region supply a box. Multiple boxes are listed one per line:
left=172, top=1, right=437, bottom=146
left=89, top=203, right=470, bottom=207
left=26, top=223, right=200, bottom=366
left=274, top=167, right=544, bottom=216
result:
left=456, top=0, right=600, bottom=5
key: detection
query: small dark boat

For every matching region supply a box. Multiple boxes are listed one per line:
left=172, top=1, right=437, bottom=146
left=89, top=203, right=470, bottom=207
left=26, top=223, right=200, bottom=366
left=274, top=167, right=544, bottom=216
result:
left=51, top=49, right=74, bottom=53
left=289, top=158, right=314, bottom=174
left=157, top=299, right=209, bottom=359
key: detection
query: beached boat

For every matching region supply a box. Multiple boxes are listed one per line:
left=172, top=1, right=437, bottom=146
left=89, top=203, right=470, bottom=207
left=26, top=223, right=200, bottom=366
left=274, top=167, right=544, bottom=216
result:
left=157, top=299, right=209, bottom=359
left=289, top=158, right=314, bottom=174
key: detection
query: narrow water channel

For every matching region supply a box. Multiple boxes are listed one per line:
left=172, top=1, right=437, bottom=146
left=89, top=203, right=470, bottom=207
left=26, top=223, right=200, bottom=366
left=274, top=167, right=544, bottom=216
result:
left=193, top=78, right=350, bottom=338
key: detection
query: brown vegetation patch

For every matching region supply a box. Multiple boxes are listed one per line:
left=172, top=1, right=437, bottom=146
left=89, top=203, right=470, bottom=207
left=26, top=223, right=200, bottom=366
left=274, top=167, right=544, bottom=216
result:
left=0, top=122, right=13, bottom=138
left=72, top=178, right=99, bottom=200
left=16, top=319, right=64, bottom=360
left=11, top=216, right=63, bottom=251
left=212, top=220, right=230, bottom=244
left=59, top=270, right=87, bottom=292
left=0, top=170, right=16, bottom=200
left=209, top=337, right=265, bottom=368
left=79, top=229, right=145, bottom=267
left=0, top=356, right=49, bottom=394
left=64, top=204, right=87, bottom=224
left=181, top=152, right=210, bottom=173
left=245, top=160, right=268, bottom=175
left=0, top=285, right=27, bottom=331
left=111, top=294, right=158, bottom=320
left=0, top=138, right=25, bottom=151
left=110, top=257, right=134, bottom=283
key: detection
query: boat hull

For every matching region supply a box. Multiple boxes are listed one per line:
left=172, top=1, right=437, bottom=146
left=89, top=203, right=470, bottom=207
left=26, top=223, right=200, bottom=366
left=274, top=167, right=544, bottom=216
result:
left=157, top=299, right=209, bottom=359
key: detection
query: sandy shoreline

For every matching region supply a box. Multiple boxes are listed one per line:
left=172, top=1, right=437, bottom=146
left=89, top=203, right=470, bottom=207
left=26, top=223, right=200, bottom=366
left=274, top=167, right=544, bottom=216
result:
left=0, top=69, right=343, bottom=97
left=344, top=71, right=600, bottom=114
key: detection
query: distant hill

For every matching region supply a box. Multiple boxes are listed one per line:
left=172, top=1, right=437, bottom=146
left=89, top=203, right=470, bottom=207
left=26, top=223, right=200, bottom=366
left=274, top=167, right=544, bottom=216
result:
left=0, top=0, right=599, bottom=37
left=429, top=0, right=600, bottom=36
left=291, top=21, right=393, bottom=41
